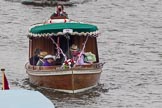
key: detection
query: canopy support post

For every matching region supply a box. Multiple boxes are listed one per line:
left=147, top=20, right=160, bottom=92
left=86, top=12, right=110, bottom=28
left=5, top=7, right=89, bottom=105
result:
left=65, top=33, right=70, bottom=59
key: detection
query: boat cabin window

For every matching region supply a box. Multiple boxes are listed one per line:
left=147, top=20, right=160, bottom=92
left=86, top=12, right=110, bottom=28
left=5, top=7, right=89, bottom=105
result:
left=29, top=35, right=99, bottom=66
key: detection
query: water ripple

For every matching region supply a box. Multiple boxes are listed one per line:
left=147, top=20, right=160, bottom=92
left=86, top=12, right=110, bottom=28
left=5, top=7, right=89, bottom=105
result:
left=1, top=0, right=162, bottom=108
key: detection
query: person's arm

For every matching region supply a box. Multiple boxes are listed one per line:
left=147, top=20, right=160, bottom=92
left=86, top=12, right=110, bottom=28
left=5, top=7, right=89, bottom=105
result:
left=62, top=12, right=68, bottom=18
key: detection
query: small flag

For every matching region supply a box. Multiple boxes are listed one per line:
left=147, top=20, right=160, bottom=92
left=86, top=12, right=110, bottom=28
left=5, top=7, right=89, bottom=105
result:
left=2, top=71, right=9, bottom=90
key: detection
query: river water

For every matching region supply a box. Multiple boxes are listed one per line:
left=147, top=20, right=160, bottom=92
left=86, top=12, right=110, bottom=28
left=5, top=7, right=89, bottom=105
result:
left=0, top=0, right=162, bottom=107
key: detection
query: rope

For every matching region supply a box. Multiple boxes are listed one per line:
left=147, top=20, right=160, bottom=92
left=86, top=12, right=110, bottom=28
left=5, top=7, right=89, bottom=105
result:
left=56, top=36, right=60, bottom=58
left=49, top=37, right=67, bottom=61
left=75, top=35, right=89, bottom=65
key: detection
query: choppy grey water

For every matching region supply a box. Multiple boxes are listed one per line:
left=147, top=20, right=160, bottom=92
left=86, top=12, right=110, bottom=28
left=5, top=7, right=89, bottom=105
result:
left=0, top=0, right=162, bottom=107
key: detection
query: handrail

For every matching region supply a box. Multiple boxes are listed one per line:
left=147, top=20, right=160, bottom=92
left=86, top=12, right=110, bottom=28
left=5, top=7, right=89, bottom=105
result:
left=25, top=62, right=104, bottom=71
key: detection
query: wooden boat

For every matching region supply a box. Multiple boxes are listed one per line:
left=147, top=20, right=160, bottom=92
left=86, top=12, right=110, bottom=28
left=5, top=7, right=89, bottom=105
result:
left=21, top=0, right=74, bottom=6
left=25, top=17, right=104, bottom=93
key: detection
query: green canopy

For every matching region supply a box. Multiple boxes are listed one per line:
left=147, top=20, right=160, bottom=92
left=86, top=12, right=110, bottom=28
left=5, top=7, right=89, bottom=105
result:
left=28, top=22, right=99, bottom=37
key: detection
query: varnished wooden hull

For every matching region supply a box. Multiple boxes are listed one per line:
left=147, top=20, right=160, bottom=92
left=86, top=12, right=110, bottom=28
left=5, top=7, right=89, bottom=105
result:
left=26, top=63, right=103, bottom=93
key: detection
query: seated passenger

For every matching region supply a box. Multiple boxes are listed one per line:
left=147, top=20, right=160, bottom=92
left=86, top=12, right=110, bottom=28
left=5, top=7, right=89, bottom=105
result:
left=36, top=51, right=48, bottom=66
left=68, top=44, right=80, bottom=61
left=50, top=4, right=68, bottom=19
left=29, top=48, right=42, bottom=65
left=83, top=52, right=96, bottom=63
left=68, top=44, right=92, bottom=65
left=43, top=55, right=56, bottom=66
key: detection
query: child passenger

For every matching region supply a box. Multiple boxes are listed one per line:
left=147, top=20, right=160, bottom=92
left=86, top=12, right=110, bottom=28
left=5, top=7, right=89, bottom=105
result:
left=43, top=55, right=56, bottom=66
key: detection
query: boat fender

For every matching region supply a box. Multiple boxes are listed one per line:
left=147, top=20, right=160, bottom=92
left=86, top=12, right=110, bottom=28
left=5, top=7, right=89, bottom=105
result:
left=48, top=19, right=70, bottom=24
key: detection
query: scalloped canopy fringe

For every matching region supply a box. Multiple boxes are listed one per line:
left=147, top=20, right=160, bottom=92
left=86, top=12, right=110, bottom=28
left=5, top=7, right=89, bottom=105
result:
left=28, top=22, right=100, bottom=38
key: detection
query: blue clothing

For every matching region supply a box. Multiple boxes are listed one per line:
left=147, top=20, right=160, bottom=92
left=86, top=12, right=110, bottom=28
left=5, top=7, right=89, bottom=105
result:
left=43, top=60, right=53, bottom=66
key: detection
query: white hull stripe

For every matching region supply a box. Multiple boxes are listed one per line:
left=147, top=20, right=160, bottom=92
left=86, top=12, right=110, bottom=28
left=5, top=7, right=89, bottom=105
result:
left=27, top=69, right=102, bottom=76
left=40, top=84, right=97, bottom=93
